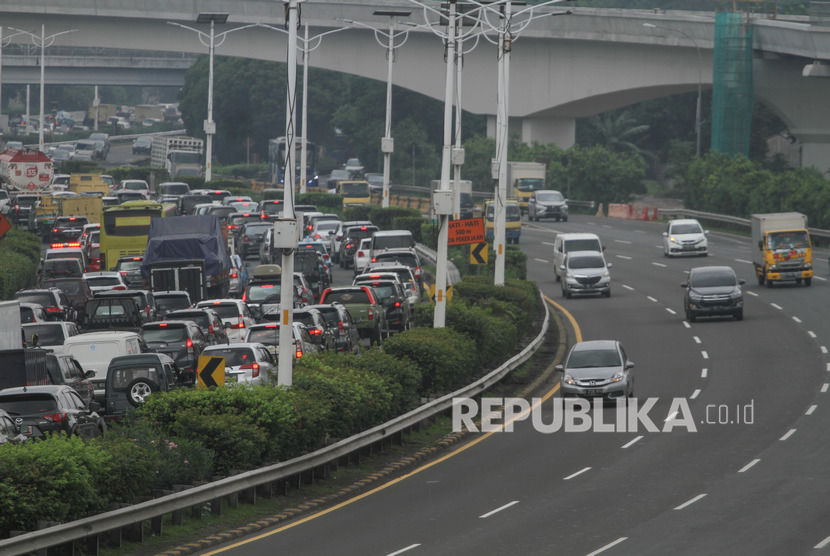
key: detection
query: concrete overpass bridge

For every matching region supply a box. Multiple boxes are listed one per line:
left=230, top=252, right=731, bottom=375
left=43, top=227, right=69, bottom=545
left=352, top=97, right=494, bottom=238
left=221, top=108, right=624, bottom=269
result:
left=2, top=1, right=830, bottom=170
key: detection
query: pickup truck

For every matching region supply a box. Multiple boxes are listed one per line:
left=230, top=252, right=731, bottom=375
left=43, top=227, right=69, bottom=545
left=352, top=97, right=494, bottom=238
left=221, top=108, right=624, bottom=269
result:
left=319, top=285, right=388, bottom=346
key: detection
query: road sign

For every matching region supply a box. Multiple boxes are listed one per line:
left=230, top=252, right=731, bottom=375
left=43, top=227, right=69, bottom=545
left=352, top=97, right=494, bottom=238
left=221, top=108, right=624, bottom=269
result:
left=197, top=355, right=225, bottom=389
left=470, top=242, right=488, bottom=265
left=448, top=217, right=485, bottom=246
left=0, top=214, right=10, bottom=240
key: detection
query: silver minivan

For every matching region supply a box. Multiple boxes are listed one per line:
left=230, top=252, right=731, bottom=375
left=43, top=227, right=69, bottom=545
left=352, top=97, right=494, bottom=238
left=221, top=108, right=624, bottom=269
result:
left=369, top=230, right=415, bottom=263
left=553, top=232, right=603, bottom=281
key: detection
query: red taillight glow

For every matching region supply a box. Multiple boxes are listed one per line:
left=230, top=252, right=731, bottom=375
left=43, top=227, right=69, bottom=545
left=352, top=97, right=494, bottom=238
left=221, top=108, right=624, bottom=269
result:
left=395, top=301, right=401, bottom=307
left=159, top=323, right=168, bottom=327
left=295, top=340, right=303, bottom=359
left=43, top=412, right=68, bottom=422
left=240, top=363, right=260, bottom=377
left=45, top=307, right=61, bottom=313
left=231, top=272, right=238, bottom=278
left=308, top=328, right=322, bottom=335
left=243, top=235, right=249, bottom=242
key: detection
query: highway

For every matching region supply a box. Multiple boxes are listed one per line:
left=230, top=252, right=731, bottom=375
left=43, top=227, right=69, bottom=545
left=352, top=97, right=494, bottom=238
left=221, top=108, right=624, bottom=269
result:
left=193, top=214, right=830, bottom=555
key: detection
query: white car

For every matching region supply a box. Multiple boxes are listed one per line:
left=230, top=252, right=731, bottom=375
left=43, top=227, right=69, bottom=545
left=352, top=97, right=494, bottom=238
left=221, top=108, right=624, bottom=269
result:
left=201, top=343, right=275, bottom=386
left=663, top=218, right=709, bottom=257
left=83, top=271, right=128, bottom=294
left=352, top=238, right=373, bottom=276
left=195, top=299, right=256, bottom=343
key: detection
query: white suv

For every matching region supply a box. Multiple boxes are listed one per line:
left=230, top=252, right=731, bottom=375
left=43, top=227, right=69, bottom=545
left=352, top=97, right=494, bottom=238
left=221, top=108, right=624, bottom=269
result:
left=195, top=299, right=256, bottom=343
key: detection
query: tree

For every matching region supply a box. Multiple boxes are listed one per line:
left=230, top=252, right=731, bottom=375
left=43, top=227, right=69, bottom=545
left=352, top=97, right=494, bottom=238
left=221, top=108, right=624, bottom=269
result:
left=565, top=145, right=646, bottom=205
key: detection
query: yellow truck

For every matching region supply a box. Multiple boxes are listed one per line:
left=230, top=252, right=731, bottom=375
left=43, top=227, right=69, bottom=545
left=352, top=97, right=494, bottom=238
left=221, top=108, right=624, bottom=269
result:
left=484, top=199, right=522, bottom=245
left=752, top=212, right=813, bottom=287
left=35, top=195, right=103, bottom=240
left=338, top=180, right=371, bottom=208
left=68, top=174, right=109, bottom=196
left=507, top=161, right=546, bottom=214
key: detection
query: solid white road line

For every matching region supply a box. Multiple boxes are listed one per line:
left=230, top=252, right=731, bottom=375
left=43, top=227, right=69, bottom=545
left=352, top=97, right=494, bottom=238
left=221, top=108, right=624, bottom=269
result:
left=674, top=493, right=707, bottom=510
left=535, top=258, right=549, bottom=263
left=735, top=258, right=753, bottom=264
left=816, top=275, right=827, bottom=282
left=387, top=544, right=421, bottom=556
left=563, top=467, right=592, bottom=480
left=621, top=436, right=643, bottom=449
left=614, top=239, right=632, bottom=244
left=479, top=501, right=519, bottom=519
left=780, top=429, right=796, bottom=441
left=738, top=459, right=761, bottom=473
left=543, top=241, right=556, bottom=246
left=586, top=537, right=628, bottom=556
left=806, top=405, right=818, bottom=415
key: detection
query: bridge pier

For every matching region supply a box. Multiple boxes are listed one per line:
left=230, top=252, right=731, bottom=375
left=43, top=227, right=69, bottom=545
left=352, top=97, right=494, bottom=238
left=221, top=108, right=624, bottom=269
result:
left=756, top=58, right=830, bottom=175
left=487, top=115, right=575, bottom=150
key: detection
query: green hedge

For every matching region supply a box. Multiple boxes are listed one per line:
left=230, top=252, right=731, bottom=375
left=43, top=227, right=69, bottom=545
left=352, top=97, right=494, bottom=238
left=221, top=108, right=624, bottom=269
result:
left=383, top=327, right=477, bottom=394
left=0, top=228, right=40, bottom=298
left=297, top=192, right=343, bottom=213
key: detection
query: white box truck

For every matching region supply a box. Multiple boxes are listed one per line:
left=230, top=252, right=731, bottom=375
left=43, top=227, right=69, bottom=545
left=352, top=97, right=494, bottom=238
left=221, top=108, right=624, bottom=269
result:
left=151, top=136, right=204, bottom=179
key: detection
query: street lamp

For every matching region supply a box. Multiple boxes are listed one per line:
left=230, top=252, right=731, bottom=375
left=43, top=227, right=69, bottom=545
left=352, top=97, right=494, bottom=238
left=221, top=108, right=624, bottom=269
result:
left=256, top=23, right=350, bottom=194
left=168, top=14, right=258, bottom=182
left=339, top=12, right=412, bottom=208
left=643, top=22, right=703, bottom=157
left=9, top=25, right=77, bottom=151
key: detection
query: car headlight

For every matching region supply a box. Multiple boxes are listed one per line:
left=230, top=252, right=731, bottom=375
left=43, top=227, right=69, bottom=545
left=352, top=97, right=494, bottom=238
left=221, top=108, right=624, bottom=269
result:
left=610, top=372, right=625, bottom=383
left=670, top=236, right=679, bottom=243
left=729, top=291, right=742, bottom=300
left=805, top=262, right=812, bottom=269
left=689, top=292, right=703, bottom=302
left=563, top=374, right=576, bottom=385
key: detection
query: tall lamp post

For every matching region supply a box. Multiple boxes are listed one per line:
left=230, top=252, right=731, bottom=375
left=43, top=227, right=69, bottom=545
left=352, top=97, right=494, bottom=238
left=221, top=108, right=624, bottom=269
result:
left=339, top=12, right=412, bottom=208
left=9, top=25, right=76, bottom=151
left=643, top=22, right=703, bottom=157
left=256, top=23, right=350, bottom=194
left=168, top=14, right=258, bottom=182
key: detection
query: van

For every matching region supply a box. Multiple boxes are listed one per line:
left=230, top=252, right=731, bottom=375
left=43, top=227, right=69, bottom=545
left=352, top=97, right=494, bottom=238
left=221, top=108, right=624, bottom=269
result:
left=484, top=200, right=522, bottom=244
left=62, top=331, right=148, bottom=404
left=553, top=232, right=604, bottom=281
left=43, top=247, right=89, bottom=273
left=369, top=230, right=415, bottom=263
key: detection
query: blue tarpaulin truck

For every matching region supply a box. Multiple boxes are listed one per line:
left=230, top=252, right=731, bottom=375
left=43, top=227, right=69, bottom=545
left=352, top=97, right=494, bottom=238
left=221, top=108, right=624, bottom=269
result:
left=141, top=215, right=231, bottom=303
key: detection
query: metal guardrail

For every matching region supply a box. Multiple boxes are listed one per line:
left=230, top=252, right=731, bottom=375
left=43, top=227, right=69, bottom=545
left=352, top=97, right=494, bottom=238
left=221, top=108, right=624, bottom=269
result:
left=0, top=295, right=550, bottom=555
left=656, top=207, right=830, bottom=244
left=416, top=243, right=462, bottom=284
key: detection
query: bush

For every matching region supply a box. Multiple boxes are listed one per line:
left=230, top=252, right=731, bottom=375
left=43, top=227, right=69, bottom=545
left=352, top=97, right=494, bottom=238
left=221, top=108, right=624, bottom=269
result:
left=109, top=167, right=159, bottom=183
left=393, top=216, right=424, bottom=243
left=383, top=327, right=476, bottom=394
left=446, top=301, right=517, bottom=369
left=366, top=207, right=421, bottom=230
left=0, top=229, right=39, bottom=298
left=215, top=163, right=267, bottom=179
left=297, top=192, right=342, bottom=213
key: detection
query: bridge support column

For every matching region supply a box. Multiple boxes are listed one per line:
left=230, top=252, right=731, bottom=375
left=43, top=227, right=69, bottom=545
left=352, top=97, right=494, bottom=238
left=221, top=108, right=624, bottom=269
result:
left=756, top=58, right=830, bottom=175
left=487, top=115, right=575, bottom=149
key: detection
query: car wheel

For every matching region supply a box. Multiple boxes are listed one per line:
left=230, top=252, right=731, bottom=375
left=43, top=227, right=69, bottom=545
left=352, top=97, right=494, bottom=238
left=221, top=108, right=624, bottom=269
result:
left=374, top=328, right=383, bottom=347
left=805, top=277, right=812, bottom=287
left=603, top=288, right=611, bottom=298
left=757, top=273, right=765, bottom=286
left=126, top=378, right=158, bottom=407
left=687, top=311, right=696, bottom=323
left=563, top=217, right=568, bottom=222
left=735, top=310, right=743, bottom=321
left=562, top=286, right=570, bottom=299
left=796, top=278, right=802, bottom=285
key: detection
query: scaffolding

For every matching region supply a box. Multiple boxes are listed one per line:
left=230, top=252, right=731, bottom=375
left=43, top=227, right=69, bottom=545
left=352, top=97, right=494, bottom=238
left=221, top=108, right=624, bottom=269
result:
left=711, top=12, right=754, bottom=156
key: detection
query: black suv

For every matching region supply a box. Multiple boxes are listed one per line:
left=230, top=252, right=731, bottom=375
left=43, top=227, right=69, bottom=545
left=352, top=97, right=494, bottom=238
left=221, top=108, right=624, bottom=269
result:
left=682, top=265, right=745, bottom=322
left=295, top=249, right=329, bottom=300
left=14, top=288, right=76, bottom=322
left=105, top=353, right=181, bottom=421
left=339, top=225, right=379, bottom=269
left=165, top=308, right=230, bottom=346
left=304, top=303, right=361, bottom=355
left=95, top=289, right=159, bottom=324
left=293, top=307, right=337, bottom=351
left=237, top=221, right=272, bottom=260
left=111, top=256, right=144, bottom=288
left=40, top=277, right=94, bottom=323
left=139, top=321, right=209, bottom=384
left=0, top=385, right=104, bottom=439
left=50, top=215, right=89, bottom=243
left=354, top=278, right=412, bottom=332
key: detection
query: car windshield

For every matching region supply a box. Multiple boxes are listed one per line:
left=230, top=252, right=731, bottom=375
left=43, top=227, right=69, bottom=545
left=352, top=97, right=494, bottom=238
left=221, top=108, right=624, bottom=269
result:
left=143, top=326, right=187, bottom=343
left=23, top=324, right=65, bottom=345
left=347, top=227, right=376, bottom=241
left=167, top=312, right=209, bottom=328
left=672, top=223, right=703, bottom=235
left=160, top=183, right=189, bottom=195
left=15, top=293, right=53, bottom=307
left=314, top=308, right=340, bottom=328
left=568, top=255, right=605, bottom=269
left=316, top=222, right=338, bottom=233
left=109, top=366, right=162, bottom=390
left=690, top=270, right=736, bottom=288
left=567, top=348, right=621, bottom=369
left=293, top=312, right=317, bottom=328
left=324, top=290, right=370, bottom=304
left=246, top=328, right=280, bottom=345
left=44, top=279, right=85, bottom=296
left=87, top=276, right=121, bottom=287
left=535, top=191, right=564, bottom=202
left=246, top=284, right=281, bottom=303
left=117, top=260, right=142, bottom=271
left=375, top=253, right=418, bottom=268
left=517, top=179, right=545, bottom=193
left=342, top=182, right=369, bottom=196
left=565, top=239, right=601, bottom=252
left=203, top=304, right=241, bottom=320
left=243, top=224, right=271, bottom=235
left=43, top=260, right=81, bottom=278
left=92, top=304, right=126, bottom=317
left=0, top=394, right=59, bottom=415
left=204, top=348, right=255, bottom=367
left=768, top=231, right=809, bottom=250
left=330, top=170, right=350, bottom=180
left=156, top=297, right=190, bottom=312
left=362, top=283, right=395, bottom=301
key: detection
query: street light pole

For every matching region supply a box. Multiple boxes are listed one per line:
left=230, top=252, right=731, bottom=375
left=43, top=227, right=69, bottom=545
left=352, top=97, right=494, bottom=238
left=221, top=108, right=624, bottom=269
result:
left=339, top=13, right=411, bottom=208
left=168, top=15, right=257, bottom=181
left=643, top=22, right=702, bottom=157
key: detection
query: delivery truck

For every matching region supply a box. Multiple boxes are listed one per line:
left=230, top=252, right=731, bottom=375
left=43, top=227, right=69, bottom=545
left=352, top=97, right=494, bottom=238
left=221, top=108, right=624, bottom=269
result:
left=751, top=212, right=813, bottom=287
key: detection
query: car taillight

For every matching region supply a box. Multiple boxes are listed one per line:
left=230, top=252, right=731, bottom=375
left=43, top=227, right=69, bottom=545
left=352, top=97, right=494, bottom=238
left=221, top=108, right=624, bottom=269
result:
left=357, top=250, right=365, bottom=257
left=235, top=315, right=245, bottom=329
left=371, top=257, right=377, bottom=262
left=52, top=228, right=59, bottom=233
left=186, top=337, right=194, bottom=354
left=309, top=328, right=322, bottom=335
left=415, top=267, right=422, bottom=278
left=368, top=308, right=374, bottom=321
left=114, top=286, right=126, bottom=290
left=145, top=306, right=150, bottom=316
left=231, top=272, right=238, bottom=278
left=119, top=271, right=128, bottom=276
left=43, top=412, right=68, bottom=422
left=208, top=325, right=214, bottom=334
left=345, top=243, right=352, bottom=249
left=45, top=307, right=61, bottom=313
left=338, top=320, right=345, bottom=331
left=243, top=235, right=249, bottom=242
left=240, top=363, right=260, bottom=377
left=395, top=301, right=401, bottom=307
left=295, top=340, right=303, bottom=359
left=242, top=293, right=247, bottom=301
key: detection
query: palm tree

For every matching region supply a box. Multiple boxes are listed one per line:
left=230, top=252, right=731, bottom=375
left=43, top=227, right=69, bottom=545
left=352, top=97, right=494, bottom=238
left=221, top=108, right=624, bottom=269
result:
left=589, top=110, right=656, bottom=167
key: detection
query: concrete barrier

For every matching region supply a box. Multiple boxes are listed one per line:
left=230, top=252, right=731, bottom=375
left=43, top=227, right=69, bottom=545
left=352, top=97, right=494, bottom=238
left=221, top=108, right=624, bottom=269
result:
left=607, top=203, right=633, bottom=219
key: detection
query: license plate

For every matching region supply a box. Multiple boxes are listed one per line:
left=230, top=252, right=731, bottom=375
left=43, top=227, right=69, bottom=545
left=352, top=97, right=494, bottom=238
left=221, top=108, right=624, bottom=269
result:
left=583, top=389, right=603, bottom=397
left=781, top=271, right=799, bottom=279
left=19, top=424, right=31, bottom=434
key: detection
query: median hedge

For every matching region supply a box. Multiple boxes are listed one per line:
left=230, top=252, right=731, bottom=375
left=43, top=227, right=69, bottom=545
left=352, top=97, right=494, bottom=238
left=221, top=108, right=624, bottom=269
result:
left=0, top=258, right=541, bottom=537
left=0, top=228, right=40, bottom=299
